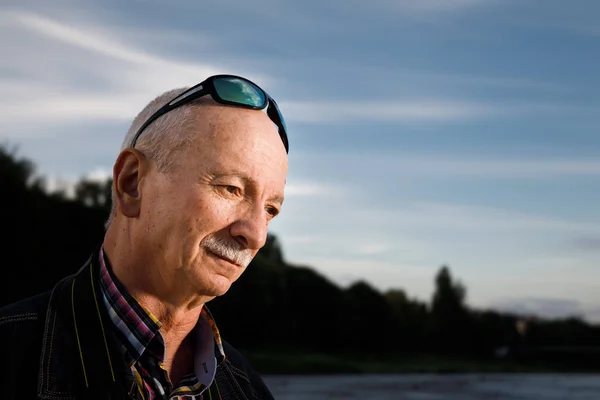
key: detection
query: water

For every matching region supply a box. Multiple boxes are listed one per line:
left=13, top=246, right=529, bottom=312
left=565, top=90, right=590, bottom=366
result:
left=264, top=374, right=600, bottom=399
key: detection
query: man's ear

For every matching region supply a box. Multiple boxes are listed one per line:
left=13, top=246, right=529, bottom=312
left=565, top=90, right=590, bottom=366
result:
left=112, top=148, right=150, bottom=219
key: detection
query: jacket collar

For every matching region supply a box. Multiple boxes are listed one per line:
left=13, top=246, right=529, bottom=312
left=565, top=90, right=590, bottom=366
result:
left=38, top=251, right=134, bottom=400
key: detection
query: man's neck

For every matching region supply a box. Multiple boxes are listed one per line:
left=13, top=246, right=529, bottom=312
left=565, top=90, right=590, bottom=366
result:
left=156, top=313, right=198, bottom=386
left=163, top=335, right=195, bottom=386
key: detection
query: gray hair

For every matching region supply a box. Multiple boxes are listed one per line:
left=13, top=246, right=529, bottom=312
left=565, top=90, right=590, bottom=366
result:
left=104, top=87, right=213, bottom=229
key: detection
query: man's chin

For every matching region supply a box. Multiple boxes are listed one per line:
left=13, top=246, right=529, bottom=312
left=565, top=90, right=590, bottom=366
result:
left=202, top=274, right=234, bottom=297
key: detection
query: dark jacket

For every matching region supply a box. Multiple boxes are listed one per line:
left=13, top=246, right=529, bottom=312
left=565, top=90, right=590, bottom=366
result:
left=0, top=253, right=275, bottom=400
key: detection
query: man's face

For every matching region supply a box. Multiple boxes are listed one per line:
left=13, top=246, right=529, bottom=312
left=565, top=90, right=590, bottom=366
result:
left=137, top=105, right=288, bottom=298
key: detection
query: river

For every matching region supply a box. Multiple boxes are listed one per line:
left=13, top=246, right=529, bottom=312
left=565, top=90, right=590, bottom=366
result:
left=264, top=373, right=600, bottom=399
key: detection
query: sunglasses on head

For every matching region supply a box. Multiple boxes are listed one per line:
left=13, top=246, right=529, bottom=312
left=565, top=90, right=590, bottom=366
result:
left=130, top=74, right=289, bottom=153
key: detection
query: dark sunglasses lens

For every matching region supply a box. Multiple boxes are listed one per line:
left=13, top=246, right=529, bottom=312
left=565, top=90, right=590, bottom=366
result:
left=213, top=77, right=266, bottom=108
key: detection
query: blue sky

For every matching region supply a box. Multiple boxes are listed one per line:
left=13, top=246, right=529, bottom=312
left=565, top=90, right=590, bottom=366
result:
left=1, top=0, right=599, bottom=322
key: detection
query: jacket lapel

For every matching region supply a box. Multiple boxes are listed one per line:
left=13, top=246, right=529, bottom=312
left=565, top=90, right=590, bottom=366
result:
left=38, top=254, right=134, bottom=399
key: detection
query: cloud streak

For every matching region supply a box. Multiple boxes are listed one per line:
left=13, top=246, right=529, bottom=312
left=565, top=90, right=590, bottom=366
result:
left=280, top=99, right=568, bottom=124
left=290, top=200, right=600, bottom=236
left=0, top=10, right=270, bottom=136
left=284, top=181, right=346, bottom=197
left=293, top=151, right=600, bottom=181
left=5, top=11, right=161, bottom=65
left=391, top=0, right=498, bottom=14
left=282, top=100, right=494, bottom=123
left=336, top=0, right=498, bottom=18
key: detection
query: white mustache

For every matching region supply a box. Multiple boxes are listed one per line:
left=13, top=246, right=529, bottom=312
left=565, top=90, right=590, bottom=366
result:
left=202, top=236, right=253, bottom=268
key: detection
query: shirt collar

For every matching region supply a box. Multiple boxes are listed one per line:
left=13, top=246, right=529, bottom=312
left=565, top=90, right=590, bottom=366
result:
left=98, top=246, right=226, bottom=385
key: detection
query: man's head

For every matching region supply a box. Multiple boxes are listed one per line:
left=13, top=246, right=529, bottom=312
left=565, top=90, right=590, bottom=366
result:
left=105, top=80, right=288, bottom=302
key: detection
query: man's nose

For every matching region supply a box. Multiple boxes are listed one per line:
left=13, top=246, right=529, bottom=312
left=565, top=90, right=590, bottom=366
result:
left=229, top=206, right=269, bottom=250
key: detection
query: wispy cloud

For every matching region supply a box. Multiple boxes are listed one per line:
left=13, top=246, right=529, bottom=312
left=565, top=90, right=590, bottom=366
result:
left=391, top=0, right=498, bottom=14
left=280, top=99, right=565, bottom=124
left=284, top=181, right=346, bottom=197
left=0, top=10, right=270, bottom=136
left=276, top=194, right=600, bottom=279
left=277, top=234, right=323, bottom=245
left=281, top=100, right=494, bottom=123
left=0, top=9, right=251, bottom=78
left=355, top=242, right=394, bottom=256
left=398, top=70, right=573, bottom=93
left=408, top=157, right=600, bottom=178
left=293, top=151, right=600, bottom=180
left=337, top=0, right=498, bottom=17
left=5, top=11, right=164, bottom=65
left=341, top=202, right=600, bottom=236
left=282, top=98, right=554, bottom=124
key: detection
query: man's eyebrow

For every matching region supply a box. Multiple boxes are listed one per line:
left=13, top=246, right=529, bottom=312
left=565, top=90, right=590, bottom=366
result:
left=269, top=194, right=284, bottom=206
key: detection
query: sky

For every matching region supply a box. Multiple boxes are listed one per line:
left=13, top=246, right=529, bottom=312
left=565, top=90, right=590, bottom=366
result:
left=1, top=0, right=599, bottom=322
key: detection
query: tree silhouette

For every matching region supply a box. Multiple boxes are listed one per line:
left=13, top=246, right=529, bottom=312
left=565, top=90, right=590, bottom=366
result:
left=386, top=289, right=429, bottom=352
left=430, top=265, right=471, bottom=353
left=1, top=143, right=37, bottom=187
left=74, top=178, right=112, bottom=210
left=432, top=265, right=467, bottom=316
left=344, top=281, right=395, bottom=352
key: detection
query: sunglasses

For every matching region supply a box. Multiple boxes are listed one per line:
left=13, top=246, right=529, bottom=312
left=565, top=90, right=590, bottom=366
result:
left=130, top=74, right=289, bottom=153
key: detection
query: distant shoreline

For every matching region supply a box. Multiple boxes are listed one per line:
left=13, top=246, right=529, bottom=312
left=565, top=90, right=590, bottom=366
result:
left=243, top=351, right=600, bottom=375
left=263, top=374, right=600, bottom=400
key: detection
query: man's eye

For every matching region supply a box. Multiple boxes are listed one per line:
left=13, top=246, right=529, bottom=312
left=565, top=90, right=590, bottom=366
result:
left=266, top=206, right=279, bottom=217
left=225, top=185, right=238, bottom=194
left=219, top=185, right=241, bottom=197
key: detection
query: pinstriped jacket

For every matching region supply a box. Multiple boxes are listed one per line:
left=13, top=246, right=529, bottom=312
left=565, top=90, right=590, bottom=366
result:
left=0, top=254, right=275, bottom=400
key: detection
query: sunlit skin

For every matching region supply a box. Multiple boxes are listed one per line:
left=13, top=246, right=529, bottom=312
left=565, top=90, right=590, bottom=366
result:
left=102, top=104, right=288, bottom=384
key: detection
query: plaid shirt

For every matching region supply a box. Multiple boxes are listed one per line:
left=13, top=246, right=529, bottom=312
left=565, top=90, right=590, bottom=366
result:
left=98, top=247, right=226, bottom=400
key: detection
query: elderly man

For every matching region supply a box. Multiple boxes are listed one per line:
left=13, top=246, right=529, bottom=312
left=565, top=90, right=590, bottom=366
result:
left=0, top=75, right=289, bottom=400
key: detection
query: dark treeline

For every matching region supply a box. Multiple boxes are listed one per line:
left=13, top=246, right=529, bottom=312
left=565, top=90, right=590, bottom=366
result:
left=2, top=145, right=599, bottom=372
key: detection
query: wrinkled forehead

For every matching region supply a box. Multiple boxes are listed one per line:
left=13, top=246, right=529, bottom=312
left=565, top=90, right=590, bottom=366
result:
left=199, top=105, right=286, bottom=155
left=180, top=105, right=288, bottom=176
